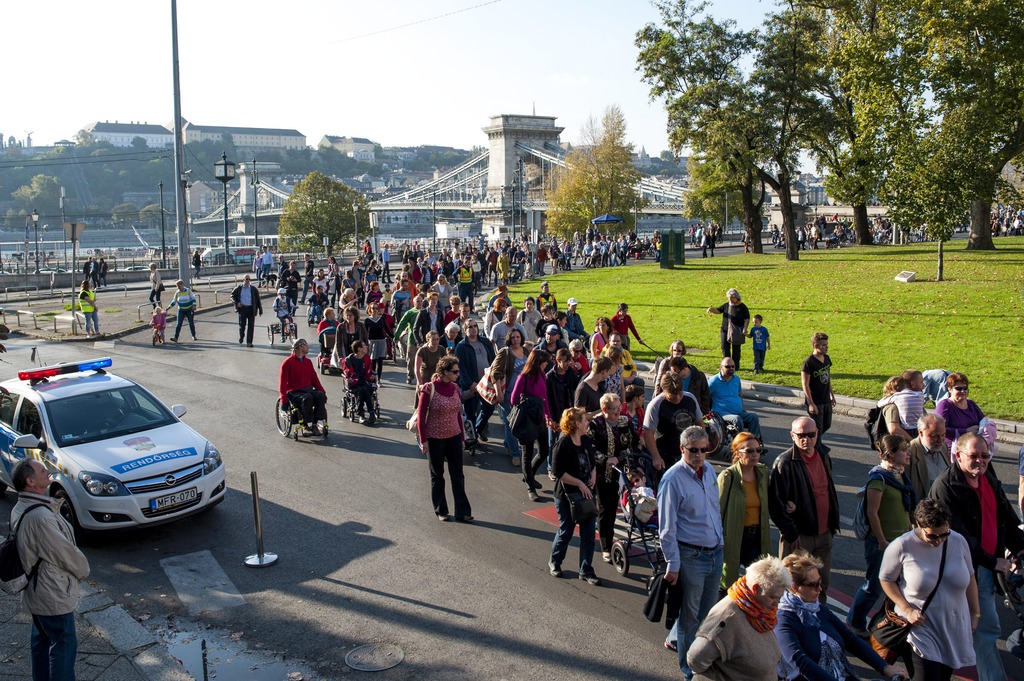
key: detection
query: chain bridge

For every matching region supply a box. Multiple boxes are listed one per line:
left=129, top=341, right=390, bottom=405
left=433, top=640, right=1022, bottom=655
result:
left=191, top=114, right=688, bottom=239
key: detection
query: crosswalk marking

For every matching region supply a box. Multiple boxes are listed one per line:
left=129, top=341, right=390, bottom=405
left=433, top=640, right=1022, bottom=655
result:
left=160, top=550, right=246, bottom=616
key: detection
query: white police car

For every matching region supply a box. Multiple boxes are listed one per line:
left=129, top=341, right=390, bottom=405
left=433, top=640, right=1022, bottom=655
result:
left=0, top=358, right=226, bottom=532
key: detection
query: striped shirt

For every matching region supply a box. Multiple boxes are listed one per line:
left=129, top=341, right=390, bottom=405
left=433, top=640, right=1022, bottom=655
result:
left=890, top=389, right=926, bottom=429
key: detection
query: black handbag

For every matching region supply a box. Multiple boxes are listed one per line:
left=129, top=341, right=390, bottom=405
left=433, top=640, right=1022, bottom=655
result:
left=869, top=539, right=947, bottom=663
left=509, top=395, right=542, bottom=444
left=566, top=491, right=597, bottom=523
left=644, top=568, right=668, bottom=623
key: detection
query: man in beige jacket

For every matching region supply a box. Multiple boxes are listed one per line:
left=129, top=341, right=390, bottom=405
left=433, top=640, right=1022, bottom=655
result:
left=11, top=458, right=90, bottom=681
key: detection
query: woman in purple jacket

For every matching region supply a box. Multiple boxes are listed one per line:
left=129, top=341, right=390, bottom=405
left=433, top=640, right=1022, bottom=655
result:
left=511, top=348, right=555, bottom=500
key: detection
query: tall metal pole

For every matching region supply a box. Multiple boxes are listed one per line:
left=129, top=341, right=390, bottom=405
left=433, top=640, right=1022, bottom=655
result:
left=221, top=166, right=229, bottom=265
left=353, top=202, right=359, bottom=258
left=431, top=192, right=436, bottom=251
left=251, top=157, right=259, bottom=247
left=171, top=0, right=191, bottom=286
left=33, top=211, right=39, bottom=274
left=159, top=181, right=168, bottom=268
left=60, top=187, right=67, bottom=268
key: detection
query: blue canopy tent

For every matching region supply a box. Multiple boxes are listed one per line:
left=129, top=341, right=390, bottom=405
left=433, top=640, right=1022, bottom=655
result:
left=590, top=214, right=625, bottom=225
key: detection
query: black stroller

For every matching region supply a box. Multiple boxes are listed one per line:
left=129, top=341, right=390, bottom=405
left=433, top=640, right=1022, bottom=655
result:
left=609, top=463, right=662, bottom=577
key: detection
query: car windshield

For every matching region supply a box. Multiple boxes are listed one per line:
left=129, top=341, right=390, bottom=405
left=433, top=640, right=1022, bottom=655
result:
left=46, top=385, right=176, bottom=446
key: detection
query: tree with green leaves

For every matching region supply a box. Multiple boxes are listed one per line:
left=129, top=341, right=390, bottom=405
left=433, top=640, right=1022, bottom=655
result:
left=280, top=171, right=365, bottom=253
left=846, top=0, right=1024, bottom=250
left=11, top=175, right=62, bottom=220
left=637, top=0, right=784, bottom=255
left=798, top=1, right=885, bottom=246
left=546, top=106, right=643, bottom=239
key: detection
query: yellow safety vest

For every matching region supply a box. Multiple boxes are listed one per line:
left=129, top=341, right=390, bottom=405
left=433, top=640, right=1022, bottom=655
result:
left=78, top=289, right=96, bottom=313
left=457, top=266, right=473, bottom=284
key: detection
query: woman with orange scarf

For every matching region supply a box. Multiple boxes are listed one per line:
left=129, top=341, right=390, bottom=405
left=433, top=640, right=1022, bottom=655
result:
left=686, top=556, right=790, bottom=680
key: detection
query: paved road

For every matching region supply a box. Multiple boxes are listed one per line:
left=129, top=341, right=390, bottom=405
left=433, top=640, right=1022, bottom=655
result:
left=0, top=305, right=1021, bottom=679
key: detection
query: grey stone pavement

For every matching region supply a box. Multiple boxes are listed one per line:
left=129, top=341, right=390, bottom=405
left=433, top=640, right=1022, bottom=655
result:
left=0, top=583, right=191, bottom=681
left=1, top=252, right=1020, bottom=681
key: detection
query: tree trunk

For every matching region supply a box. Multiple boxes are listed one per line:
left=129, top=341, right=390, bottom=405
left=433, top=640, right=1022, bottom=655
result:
left=740, top=182, right=763, bottom=254
left=853, top=203, right=871, bottom=245
left=776, top=183, right=799, bottom=261
left=967, top=198, right=995, bottom=250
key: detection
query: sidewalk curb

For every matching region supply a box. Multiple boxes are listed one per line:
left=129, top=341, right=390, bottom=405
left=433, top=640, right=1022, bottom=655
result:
left=633, top=362, right=1024, bottom=449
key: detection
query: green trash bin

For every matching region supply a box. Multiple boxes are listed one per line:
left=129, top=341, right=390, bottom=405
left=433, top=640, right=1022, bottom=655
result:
left=660, top=230, right=675, bottom=268
left=672, top=230, right=685, bottom=266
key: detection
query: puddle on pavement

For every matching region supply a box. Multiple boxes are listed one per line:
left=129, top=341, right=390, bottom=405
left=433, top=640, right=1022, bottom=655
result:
left=159, top=623, right=318, bottom=681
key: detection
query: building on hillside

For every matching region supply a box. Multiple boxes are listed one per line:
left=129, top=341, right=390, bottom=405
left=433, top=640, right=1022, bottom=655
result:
left=180, top=122, right=305, bottom=153
left=83, top=121, right=174, bottom=148
left=319, top=135, right=377, bottom=161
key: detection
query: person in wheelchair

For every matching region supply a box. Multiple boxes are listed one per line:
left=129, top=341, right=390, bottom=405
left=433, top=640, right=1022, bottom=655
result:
left=279, top=338, right=328, bottom=434
left=342, top=340, right=377, bottom=425
left=273, top=288, right=297, bottom=340
left=307, top=285, right=329, bottom=325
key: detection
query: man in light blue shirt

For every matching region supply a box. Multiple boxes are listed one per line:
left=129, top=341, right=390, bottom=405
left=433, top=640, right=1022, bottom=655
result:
left=708, top=357, right=761, bottom=439
left=658, top=425, right=723, bottom=680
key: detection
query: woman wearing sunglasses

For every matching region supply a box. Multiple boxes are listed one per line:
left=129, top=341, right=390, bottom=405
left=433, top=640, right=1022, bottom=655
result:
left=777, top=550, right=906, bottom=681
left=934, top=372, right=988, bottom=451
left=879, top=499, right=978, bottom=681
left=718, top=432, right=771, bottom=590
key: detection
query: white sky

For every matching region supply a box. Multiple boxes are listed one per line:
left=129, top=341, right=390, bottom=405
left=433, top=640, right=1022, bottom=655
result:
left=3, top=0, right=766, bottom=155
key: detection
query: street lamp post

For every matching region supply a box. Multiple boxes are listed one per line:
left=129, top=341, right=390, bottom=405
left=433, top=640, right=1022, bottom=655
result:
left=159, top=181, right=168, bottom=268
left=60, top=187, right=67, bottom=268
left=353, top=201, right=359, bottom=258
left=213, top=152, right=236, bottom=266
left=32, top=209, right=40, bottom=274
left=431, top=192, right=437, bottom=251
left=251, top=157, right=259, bottom=248
left=509, top=182, right=516, bottom=241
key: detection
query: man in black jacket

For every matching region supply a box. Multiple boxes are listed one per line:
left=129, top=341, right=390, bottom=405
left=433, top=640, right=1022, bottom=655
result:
left=231, top=274, right=263, bottom=346
left=929, top=433, right=1024, bottom=681
left=413, top=292, right=444, bottom=345
left=768, top=416, right=840, bottom=604
left=454, top=319, right=495, bottom=441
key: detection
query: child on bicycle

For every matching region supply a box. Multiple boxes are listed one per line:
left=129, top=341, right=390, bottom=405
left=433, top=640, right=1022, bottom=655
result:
left=151, top=306, right=167, bottom=345
left=273, top=288, right=296, bottom=341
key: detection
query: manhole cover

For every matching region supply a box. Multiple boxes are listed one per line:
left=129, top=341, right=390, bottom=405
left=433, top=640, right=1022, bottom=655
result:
left=345, top=643, right=404, bottom=671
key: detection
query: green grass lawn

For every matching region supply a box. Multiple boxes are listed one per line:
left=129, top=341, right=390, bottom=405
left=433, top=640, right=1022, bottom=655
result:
left=505, top=239, right=1024, bottom=421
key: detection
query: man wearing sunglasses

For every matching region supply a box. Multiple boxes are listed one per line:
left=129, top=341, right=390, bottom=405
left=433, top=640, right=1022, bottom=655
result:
left=768, top=416, right=840, bottom=604
left=929, top=433, right=1024, bottom=681
left=658, top=426, right=724, bottom=680
left=708, top=358, right=761, bottom=439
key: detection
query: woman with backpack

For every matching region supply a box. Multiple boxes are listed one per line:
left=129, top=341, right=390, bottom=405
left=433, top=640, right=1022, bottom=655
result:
left=846, top=434, right=914, bottom=637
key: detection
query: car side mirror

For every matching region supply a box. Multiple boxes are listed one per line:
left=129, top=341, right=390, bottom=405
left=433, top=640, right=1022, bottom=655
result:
left=171, top=404, right=187, bottom=418
left=13, top=434, right=41, bottom=449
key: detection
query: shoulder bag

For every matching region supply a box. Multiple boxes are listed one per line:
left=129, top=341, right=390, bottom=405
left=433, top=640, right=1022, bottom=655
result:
left=566, top=491, right=597, bottom=524
left=725, top=304, right=745, bottom=345
left=475, top=367, right=505, bottom=406
left=406, top=382, right=435, bottom=435
left=869, top=538, right=948, bottom=663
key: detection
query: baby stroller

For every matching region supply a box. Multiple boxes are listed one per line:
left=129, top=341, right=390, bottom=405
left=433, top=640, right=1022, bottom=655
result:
left=1000, top=570, right=1024, bottom=661
left=609, top=464, right=663, bottom=577
left=318, top=329, right=342, bottom=375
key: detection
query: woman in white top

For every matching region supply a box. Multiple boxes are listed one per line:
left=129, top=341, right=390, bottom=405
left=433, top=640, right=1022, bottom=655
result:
left=431, top=274, right=454, bottom=314
left=148, top=263, right=162, bottom=309
left=879, top=499, right=979, bottom=681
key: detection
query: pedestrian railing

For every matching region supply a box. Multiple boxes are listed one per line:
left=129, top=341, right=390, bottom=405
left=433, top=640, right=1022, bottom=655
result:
left=4, top=286, right=38, bottom=303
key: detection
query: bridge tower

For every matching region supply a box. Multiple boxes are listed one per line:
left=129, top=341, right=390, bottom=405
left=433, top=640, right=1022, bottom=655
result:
left=482, top=114, right=563, bottom=238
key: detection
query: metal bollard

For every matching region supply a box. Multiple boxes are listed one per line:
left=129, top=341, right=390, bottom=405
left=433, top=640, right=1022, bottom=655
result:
left=244, top=471, right=278, bottom=567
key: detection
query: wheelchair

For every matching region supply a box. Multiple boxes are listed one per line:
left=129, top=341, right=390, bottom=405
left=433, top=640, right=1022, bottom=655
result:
left=268, top=317, right=298, bottom=345
left=275, top=396, right=329, bottom=440
left=341, top=381, right=380, bottom=423
left=307, top=304, right=324, bottom=327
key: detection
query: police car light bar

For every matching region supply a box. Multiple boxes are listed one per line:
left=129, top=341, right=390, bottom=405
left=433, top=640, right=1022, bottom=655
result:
left=18, top=357, right=113, bottom=381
